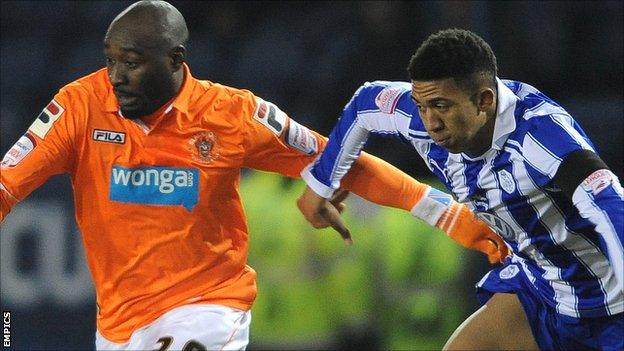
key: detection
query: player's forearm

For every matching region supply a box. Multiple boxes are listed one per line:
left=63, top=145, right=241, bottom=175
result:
left=340, top=151, right=427, bottom=211
left=301, top=151, right=509, bottom=263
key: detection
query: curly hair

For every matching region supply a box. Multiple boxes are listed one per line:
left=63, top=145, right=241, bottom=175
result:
left=407, top=29, right=498, bottom=98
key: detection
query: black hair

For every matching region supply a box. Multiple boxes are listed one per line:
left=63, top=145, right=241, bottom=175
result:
left=407, top=29, right=498, bottom=100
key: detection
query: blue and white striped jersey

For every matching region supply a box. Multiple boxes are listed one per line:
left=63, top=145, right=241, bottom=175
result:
left=303, top=79, right=624, bottom=318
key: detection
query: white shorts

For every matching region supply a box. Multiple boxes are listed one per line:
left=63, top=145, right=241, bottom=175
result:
left=95, top=304, right=251, bottom=351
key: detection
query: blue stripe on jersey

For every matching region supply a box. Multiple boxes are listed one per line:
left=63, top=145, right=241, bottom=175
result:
left=462, top=158, right=487, bottom=205
left=525, top=115, right=595, bottom=161
left=424, top=144, right=450, bottom=187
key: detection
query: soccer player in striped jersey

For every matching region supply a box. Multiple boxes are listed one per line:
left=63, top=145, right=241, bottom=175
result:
left=297, top=29, right=623, bottom=350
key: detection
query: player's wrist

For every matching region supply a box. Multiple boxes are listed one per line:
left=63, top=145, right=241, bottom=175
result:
left=409, top=186, right=455, bottom=227
left=300, top=164, right=336, bottom=198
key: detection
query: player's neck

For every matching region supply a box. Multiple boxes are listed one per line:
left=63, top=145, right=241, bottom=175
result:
left=465, top=108, right=497, bottom=157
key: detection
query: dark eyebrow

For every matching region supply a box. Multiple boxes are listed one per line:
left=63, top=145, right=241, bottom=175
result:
left=426, top=97, right=450, bottom=105
left=411, top=96, right=449, bottom=105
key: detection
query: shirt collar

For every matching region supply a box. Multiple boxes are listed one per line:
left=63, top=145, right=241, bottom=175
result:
left=103, top=63, right=194, bottom=115
left=490, top=77, right=518, bottom=150
left=170, top=63, right=193, bottom=114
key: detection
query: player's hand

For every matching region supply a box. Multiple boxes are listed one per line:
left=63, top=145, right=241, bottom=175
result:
left=436, top=202, right=510, bottom=264
left=297, top=186, right=352, bottom=245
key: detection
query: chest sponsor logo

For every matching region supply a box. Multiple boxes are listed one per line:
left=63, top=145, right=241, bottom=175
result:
left=374, top=87, right=402, bottom=114
left=497, top=169, right=516, bottom=194
left=92, top=129, right=126, bottom=144
left=475, top=212, right=516, bottom=241
left=29, top=100, right=65, bottom=139
left=1, top=133, right=37, bottom=168
left=109, top=166, right=199, bottom=211
left=286, top=119, right=318, bottom=155
left=253, top=97, right=286, bottom=135
left=499, top=265, right=520, bottom=279
left=188, top=131, right=219, bottom=164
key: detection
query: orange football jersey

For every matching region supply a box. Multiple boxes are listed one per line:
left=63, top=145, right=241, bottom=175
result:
left=1, top=64, right=424, bottom=342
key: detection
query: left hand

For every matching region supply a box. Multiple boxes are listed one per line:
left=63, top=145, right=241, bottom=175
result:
left=296, top=186, right=352, bottom=245
left=437, top=202, right=510, bottom=264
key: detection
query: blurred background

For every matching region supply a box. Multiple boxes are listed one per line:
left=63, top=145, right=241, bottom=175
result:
left=1, top=1, right=622, bottom=350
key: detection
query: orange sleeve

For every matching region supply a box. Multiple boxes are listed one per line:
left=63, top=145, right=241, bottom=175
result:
left=239, top=93, right=428, bottom=213
left=0, top=87, right=84, bottom=222
left=341, top=151, right=429, bottom=212
left=241, top=94, right=320, bottom=177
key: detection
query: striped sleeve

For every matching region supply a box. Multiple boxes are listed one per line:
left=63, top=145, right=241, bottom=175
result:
left=302, top=82, right=412, bottom=198
left=522, top=113, right=596, bottom=186
left=572, top=169, right=624, bottom=292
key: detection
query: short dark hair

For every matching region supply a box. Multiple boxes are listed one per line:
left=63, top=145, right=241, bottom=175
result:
left=407, top=29, right=498, bottom=98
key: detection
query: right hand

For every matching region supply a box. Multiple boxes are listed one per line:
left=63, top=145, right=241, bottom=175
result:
left=296, top=186, right=352, bottom=245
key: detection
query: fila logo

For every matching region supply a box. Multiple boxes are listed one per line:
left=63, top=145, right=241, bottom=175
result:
left=253, top=97, right=286, bottom=136
left=93, top=129, right=126, bottom=144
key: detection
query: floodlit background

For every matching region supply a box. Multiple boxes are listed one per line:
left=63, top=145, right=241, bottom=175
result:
left=1, top=1, right=622, bottom=350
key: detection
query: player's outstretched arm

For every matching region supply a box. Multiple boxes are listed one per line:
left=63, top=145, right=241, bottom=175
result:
left=299, top=151, right=510, bottom=263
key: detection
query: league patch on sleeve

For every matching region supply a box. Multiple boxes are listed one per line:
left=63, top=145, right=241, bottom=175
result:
left=253, top=97, right=287, bottom=136
left=28, top=99, right=65, bottom=139
left=581, top=169, right=614, bottom=195
left=1, top=132, right=37, bottom=168
left=286, top=119, right=318, bottom=155
left=374, top=87, right=403, bottom=114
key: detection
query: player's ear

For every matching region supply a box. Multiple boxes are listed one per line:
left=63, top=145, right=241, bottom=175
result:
left=477, top=88, right=495, bottom=112
left=169, top=45, right=186, bottom=71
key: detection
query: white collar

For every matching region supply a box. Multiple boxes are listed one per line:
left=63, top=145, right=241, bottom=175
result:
left=491, top=78, right=519, bottom=150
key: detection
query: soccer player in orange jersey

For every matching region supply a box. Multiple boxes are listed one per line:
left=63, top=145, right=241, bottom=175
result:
left=0, top=1, right=508, bottom=349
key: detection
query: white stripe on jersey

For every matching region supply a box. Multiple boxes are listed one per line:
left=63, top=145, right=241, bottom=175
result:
left=523, top=133, right=562, bottom=177
left=328, top=121, right=368, bottom=190
left=356, top=110, right=410, bottom=136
